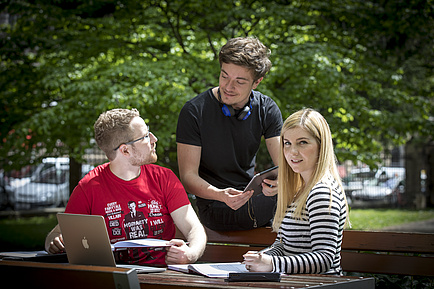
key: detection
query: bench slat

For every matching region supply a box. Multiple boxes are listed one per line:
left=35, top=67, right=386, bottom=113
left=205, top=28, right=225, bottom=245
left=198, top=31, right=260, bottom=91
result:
left=175, top=227, right=434, bottom=276
left=201, top=245, right=265, bottom=263
left=342, top=231, right=434, bottom=254
left=341, top=251, right=434, bottom=276
left=204, top=227, right=276, bottom=245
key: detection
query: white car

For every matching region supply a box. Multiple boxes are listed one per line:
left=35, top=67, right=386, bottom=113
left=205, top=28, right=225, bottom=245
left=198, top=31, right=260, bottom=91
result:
left=351, top=178, right=401, bottom=206
left=12, top=157, right=93, bottom=209
left=13, top=158, right=69, bottom=209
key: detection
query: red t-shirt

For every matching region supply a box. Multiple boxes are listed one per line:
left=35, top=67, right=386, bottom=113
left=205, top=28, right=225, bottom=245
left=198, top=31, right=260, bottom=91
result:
left=65, top=163, right=190, bottom=266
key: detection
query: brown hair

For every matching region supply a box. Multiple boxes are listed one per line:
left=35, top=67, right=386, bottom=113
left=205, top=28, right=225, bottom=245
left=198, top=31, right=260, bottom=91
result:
left=94, top=108, right=140, bottom=160
left=219, top=36, right=272, bottom=81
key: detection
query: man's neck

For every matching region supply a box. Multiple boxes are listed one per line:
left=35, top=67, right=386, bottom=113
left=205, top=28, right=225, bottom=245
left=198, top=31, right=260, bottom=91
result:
left=213, top=87, right=251, bottom=109
left=109, top=161, right=141, bottom=181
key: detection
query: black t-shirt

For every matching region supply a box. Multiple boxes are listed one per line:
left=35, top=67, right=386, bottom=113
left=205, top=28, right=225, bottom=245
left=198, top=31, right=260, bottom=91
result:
left=176, top=88, right=282, bottom=206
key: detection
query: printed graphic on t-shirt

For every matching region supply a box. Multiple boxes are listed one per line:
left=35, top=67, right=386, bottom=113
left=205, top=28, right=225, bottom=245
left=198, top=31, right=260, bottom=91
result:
left=147, top=200, right=165, bottom=236
left=148, top=200, right=163, bottom=217
left=105, top=201, right=124, bottom=238
left=124, top=200, right=149, bottom=239
left=105, top=201, right=123, bottom=220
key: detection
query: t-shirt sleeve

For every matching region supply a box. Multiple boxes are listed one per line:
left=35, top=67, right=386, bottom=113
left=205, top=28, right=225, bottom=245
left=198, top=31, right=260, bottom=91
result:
left=65, top=181, right=92, bottom=214
left=176, top=102, right=202, bottom=146
left=163, top=168, right=190, bottom=213
left=263, top=98, right=283, bottom=139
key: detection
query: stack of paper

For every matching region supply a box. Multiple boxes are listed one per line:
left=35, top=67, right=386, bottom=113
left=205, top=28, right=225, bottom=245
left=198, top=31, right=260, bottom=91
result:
left=168, top=262, right=248, bottom=278
left=111, top=238, right=171, bottom=251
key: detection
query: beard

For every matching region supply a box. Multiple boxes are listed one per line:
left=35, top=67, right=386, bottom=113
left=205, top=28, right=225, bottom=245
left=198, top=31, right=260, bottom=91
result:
left=130, top=145, right=158, bottom=166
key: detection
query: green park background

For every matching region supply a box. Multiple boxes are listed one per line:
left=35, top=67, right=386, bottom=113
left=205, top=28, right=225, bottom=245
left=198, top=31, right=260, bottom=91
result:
left=1, top=0, right=432, bottom=175
left=0, top=2, right=433, bottom=287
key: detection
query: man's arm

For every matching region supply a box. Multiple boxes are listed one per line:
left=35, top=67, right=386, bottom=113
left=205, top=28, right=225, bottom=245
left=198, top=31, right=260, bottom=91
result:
left=261, top=136, right=280, bottom=196
left=177, top=142, right=252, bottom=210
left=45, top=224, right=65, bottom=254
left=265, top=136, right=280, bottom=166
left=166, top=204, right=207, bottom=264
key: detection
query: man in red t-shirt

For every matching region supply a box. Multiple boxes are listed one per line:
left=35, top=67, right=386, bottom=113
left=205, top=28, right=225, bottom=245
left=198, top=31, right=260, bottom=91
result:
left=45, top=108, right=206, bottom=266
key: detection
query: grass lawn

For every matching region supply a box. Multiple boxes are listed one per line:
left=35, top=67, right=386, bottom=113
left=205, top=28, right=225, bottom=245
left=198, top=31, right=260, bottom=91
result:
left=0, top=214, right=58, bottom=252
left=348, top=208, right=434, bottom=230
left=0, top=208, right=433, bottom=252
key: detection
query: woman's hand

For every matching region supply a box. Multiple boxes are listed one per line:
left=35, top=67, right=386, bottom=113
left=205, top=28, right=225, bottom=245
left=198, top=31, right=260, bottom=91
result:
left=243, top=251, right=273, bottom=272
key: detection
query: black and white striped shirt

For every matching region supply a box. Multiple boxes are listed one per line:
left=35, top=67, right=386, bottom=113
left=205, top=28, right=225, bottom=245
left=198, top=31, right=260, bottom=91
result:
left=266, top=174, right=347, bottom=275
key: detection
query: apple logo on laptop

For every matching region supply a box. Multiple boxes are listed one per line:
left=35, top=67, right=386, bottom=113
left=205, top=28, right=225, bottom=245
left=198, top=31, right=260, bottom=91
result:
left=82, top=237, right=90, bottom=249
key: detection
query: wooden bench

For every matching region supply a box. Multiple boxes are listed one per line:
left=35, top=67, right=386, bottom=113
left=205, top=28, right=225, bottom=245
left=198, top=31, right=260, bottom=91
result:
left=0, top=260, right=140, bottom=289
left=176, top=227, right=434, bottom=276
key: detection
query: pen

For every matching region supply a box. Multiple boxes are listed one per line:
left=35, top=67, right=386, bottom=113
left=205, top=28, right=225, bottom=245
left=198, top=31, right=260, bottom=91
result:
left=258, top=246, right=274, bottom=255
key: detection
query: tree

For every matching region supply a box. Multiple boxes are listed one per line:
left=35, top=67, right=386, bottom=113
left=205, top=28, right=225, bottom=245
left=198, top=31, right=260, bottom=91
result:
left=1, top=0, right=432, bottom=178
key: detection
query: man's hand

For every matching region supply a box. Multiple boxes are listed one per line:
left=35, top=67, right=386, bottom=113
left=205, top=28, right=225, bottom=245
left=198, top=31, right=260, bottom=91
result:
left=46, top=234, right=65, bottom=254
left=45, top=224, right=65, bottom=254
left=165, top=239, right=192, bottom=264
left=261, top=178, right=278, bottom=197
left=221, top=188, right=253, bottom=210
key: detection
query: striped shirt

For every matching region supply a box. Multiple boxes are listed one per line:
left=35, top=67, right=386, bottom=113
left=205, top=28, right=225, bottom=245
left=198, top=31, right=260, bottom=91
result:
left=266, top=174, right=347, bottom=275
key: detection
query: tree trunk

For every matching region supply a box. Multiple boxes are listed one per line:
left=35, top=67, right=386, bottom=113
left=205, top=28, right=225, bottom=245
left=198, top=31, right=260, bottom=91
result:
left=68, top=157, right=82, bottom=196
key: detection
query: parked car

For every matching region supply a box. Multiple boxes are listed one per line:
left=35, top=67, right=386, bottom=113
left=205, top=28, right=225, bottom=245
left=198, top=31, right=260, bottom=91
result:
left=344, top=167, right=404, bottom=207
left=11, top=158, right=69, bottom=209
left=343, top=167, right=376, bottom=205
left=10, top=157, right=93, bottom=210
left=375, top=167, right=405, bottom=182
left=352, top=179, right=392, bottom=199
left=351, top=176, right=403, bottom=206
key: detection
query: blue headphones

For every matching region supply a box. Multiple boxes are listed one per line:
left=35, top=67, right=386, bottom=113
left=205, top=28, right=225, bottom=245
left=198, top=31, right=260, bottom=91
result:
left=217, top=88, right=252, bottom=121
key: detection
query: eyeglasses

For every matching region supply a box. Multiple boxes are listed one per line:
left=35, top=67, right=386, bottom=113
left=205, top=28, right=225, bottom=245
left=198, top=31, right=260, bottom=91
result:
left=113, top=126, right=151, bottom=151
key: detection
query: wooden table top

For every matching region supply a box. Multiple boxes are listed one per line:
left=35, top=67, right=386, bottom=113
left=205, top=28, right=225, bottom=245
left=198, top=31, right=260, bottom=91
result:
left=0, top=259, right=374, bottom=289
left=138, top=269, right=375, bottom=289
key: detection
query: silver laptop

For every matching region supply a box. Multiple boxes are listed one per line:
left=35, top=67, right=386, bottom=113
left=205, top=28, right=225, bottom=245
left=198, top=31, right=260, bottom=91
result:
left=57, top=213, right=165, bottom=273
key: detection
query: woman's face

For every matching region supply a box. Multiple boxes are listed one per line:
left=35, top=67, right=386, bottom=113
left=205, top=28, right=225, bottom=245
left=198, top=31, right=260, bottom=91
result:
left=283, top=126, right=319, bottom=183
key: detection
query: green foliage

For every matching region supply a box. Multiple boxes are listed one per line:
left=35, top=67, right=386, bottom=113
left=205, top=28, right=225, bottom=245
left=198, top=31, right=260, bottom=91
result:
left=0, top=0, right=432, bottom=173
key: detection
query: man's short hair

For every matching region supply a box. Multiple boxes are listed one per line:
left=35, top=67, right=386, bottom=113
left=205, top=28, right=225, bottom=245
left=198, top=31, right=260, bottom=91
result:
left=219, top=36, right=272, bottom=81
left=94, top=108, right=140, bottom=160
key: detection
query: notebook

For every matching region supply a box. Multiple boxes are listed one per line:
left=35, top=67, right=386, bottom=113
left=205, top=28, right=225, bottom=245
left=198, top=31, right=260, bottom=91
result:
left=57, top=213, right=166, bottom=273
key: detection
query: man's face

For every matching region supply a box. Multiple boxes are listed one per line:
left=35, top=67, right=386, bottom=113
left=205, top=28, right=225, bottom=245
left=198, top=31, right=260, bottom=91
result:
left=218, top=62, right=262, bottom=110
left=128, top=117, right=158, bottom=166
left=128, top=202, right=136, bottom=211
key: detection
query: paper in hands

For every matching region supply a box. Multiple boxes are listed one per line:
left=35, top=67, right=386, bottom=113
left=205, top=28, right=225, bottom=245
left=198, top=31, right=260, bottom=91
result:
left=111, top=238, right=170, bottom=251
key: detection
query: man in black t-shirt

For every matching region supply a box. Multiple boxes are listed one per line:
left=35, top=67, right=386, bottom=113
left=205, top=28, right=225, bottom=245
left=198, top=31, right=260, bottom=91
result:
left=176, top=37, right=283, bottom=231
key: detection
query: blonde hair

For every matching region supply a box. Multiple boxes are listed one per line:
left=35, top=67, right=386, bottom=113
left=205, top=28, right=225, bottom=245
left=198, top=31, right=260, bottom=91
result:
left=272, top=108, right=349, bottom=231
left=94, top=108, right=140, bottom=161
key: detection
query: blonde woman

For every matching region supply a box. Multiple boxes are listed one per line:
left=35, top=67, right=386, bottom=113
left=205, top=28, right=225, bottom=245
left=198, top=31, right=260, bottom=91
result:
left=243, top=108, right=350, bottom=275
